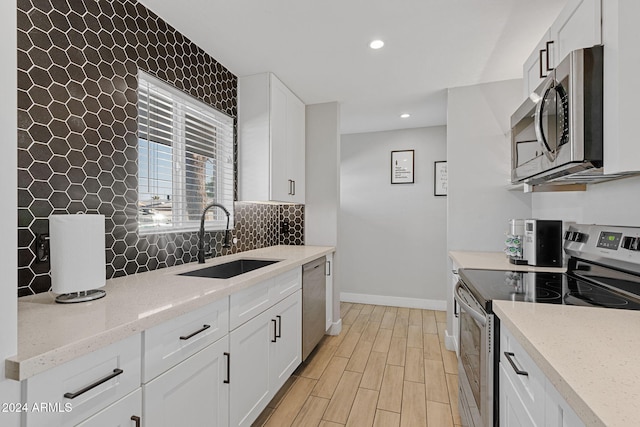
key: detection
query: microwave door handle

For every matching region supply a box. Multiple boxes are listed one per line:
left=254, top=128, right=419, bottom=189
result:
left=454, top=282, right=487, bottom=327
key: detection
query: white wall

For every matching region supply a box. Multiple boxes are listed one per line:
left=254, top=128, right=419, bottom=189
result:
left=532, top=175, right=640, bottom=225
left=0, top=0, right=20, bottom=423
left=446, top=79, right=532, bottom=343
left=305, top=102, right=341, bottom=329
left=339, top=126, right=447, bottom=308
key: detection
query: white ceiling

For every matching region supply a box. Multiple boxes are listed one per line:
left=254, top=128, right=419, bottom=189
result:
left=138, top=0, right=568, bottom=134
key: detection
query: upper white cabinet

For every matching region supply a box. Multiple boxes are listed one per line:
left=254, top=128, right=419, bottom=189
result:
left=523, top=0, right=602, bottom=98
left=602, top=0, right=640, bottom=174
left=239, top=73, right=306, bottom=203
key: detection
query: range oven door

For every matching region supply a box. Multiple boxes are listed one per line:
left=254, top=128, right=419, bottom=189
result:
left=454, top=281, right=493, bottom=427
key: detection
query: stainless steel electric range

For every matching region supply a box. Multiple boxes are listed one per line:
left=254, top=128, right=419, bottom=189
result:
left=454, top=224, right=640, bottom=427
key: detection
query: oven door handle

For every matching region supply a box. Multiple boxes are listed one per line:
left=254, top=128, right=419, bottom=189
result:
left=454, top=281, right=487, bottom=327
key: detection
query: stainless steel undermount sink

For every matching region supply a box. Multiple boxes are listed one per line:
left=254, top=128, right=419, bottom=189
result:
left=179, top=259, right=280, bottom=279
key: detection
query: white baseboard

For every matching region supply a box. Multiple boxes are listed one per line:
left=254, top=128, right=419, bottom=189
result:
left=445, top=330, right=458, bottom=353
left=340, top=292, right=447, bottom=311
left=326, top=319, right=342, bottom=336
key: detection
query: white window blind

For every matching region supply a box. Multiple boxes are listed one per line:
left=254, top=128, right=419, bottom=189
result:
left=137, top=71, right=234, bottom=234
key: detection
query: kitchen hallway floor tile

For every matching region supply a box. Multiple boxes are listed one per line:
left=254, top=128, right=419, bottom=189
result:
left=252, top=303, right=462, bottom=427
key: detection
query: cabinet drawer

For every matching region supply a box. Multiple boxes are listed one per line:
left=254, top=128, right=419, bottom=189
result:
left=143, top=298, right=229, bottom=382
left=500, top=325, right=545, bottom=424
left=230, top=277, right=273, bottom=330
left=269, top=267, right=301, bottom=302
left=24, top=333, right=141, bottom=427
left=75, top=388, right=141, bottom=426
left=230, top=268, right=303, bottom=331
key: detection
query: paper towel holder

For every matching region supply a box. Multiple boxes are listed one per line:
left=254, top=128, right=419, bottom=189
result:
left=49, top=213, right=107, bottom=304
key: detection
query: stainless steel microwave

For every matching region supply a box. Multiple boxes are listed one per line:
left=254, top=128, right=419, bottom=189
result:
left=511, top=45, right=604, bottom=185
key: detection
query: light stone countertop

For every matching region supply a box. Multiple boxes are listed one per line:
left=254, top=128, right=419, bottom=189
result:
left=449, top=250, right=566, bottom=273
left=6, top=245, right=334, bottom=381
left=494, top=301, right=640, bottom=427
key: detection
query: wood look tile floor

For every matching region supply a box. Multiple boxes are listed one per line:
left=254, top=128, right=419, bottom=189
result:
left=252, top=303, right=462, bottom=427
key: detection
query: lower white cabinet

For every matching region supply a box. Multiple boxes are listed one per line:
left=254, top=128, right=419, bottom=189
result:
left=269, top=291, right=302, bottom=390
left=229, top=290, right=302, bottom=427
left=229, top=306, right=272, bottom=427
left=499, top=363, right=537, bottom=427
left=500, top=323, right=584, bottom=427
left=23, top=333, right=141, bottom=427
left=325, top=253, right=333, bottom=332
left=143, top=336, right=229, bottom=427
left=76, top=389, right=142, bottom=427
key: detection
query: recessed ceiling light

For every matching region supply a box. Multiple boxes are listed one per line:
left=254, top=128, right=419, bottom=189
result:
left=400, top=113, right=411, bottom=119
left=369, top=40, right=384, bottom=49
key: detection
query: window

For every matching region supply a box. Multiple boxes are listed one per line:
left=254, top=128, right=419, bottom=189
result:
left=137, top=71, right=234, bottom=234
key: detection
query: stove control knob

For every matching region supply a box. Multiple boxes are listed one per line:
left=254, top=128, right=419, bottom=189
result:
left=622, top=236, right=640, bottom=251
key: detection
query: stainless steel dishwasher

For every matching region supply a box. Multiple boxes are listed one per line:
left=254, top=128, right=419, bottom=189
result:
left=302, top=256, right=326, bottom=361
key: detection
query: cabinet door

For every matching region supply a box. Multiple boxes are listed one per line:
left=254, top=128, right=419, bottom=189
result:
left=76, top=389, right=141, bottom=427
left=143, top=336, right=229, bottom=427
left=545, top=380, right=585, bottom=427
left=288, top=90, right=305, bottom=204
left=325, top=253, right=334, bottom=332
left=500, top=363, right=537, bottom=427
left=229, top=308, right=272, bottom=427
left=270, top=74, right=293, bottom=202
left=523, top=33, right=551, bottom=98
left=450, top=266, right=460, bottom=356
left=269, top=291, right=302, bottom=393
left=550, top=0, right=601, bottom=64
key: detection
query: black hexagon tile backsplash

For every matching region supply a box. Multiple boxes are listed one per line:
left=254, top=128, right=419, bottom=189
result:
left=17, top=0, right=303, bottom=297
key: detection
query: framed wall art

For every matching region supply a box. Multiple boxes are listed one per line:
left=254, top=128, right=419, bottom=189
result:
left=434, top=160, right=447, bottom=196
left=391, top=150, right=414, bottom=184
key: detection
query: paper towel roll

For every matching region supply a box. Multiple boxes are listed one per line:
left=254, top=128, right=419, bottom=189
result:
left=49, top=214, right=106, bottom=294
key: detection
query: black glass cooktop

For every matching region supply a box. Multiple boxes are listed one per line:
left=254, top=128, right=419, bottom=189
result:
left=458, top=268, right=640, bottom=313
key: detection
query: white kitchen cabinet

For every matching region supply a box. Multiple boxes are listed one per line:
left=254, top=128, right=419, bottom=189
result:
left=522, top=0, right=601, bottom=98
left=269, top=291, right=302, bottom=391
left=229, top=290, right=302, bottom=427
left=143, top=336, right=229, bottom=427
left=450, top=261, right=460, bottom=355
left=523, top=32, right=552, bottom=98
left=229, top=306, right=272, bottom=427
left=76, top=389, right=141, bottom=427
left=143, top=297, right=229, bottom=383
left=325, top=252, right=333, bottom=332
left=602, top=0, right=640, bottom=174
left=545, top=378, right=583, bottom=427
left=499, top=363, right=537, bottom=427
left=23, top=333, right=141, bottom=427
left=238, top=72, right=305, bottom=203
left=500, top=323, right=585, bottom=427
left=0, top=379, right=21, bottom=427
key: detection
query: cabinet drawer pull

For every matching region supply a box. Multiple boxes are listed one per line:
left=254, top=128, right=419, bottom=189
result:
left=271, top=319, right=278, bottom=342
left=131, top=415, right=141, bottom=427
left=224, top=352, right=230, bottom=384
left=292, top=180, right=296, bottom=195
left=179, top=324, right=211, bottom=340
left=326, top=260, right=331, bottom=276
left=288, top=179, right=293, bottom=195
left=276, top=315, right=282, bottom=338
left=63, top=368, right=124, bottom=399
left=504, top=352, right=529, bottom=376
left=545, top=40, right=554, bottom=71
